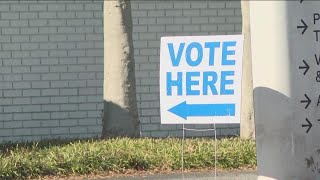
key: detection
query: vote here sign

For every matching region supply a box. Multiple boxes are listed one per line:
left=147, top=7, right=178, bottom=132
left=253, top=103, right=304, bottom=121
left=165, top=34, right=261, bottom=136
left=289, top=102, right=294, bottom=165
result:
left=160, top=35, right=244, bottom=124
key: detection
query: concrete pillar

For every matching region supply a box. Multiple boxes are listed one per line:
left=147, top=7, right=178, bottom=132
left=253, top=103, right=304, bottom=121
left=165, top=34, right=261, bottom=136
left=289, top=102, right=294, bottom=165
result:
left=250, top=1, right=320, bottom=179
left=240, top=0, right=255, bottom=140
left=103, top=0, right=139, bottom=137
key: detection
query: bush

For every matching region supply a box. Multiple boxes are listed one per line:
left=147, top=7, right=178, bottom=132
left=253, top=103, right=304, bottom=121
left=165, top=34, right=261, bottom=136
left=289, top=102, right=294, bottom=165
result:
left=0, top=137, right=256, bottom=179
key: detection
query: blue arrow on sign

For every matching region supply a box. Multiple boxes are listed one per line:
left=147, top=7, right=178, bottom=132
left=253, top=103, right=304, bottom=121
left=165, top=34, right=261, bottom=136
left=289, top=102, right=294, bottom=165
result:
left=168, top=101, right=235, bottom=120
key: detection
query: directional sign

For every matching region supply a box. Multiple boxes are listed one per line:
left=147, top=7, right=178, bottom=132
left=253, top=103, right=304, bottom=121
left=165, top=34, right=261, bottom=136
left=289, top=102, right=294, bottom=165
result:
left=302, top=118, right=312, bottom=133
left=250, top=1, right=320, bottom=179
left=297, top=19, right=308, bottom=35
left=300, top=93, right=311, bottom=109
left=159, top=35, right=244, bottom=124
left=298, top=59, right=309, bottom=75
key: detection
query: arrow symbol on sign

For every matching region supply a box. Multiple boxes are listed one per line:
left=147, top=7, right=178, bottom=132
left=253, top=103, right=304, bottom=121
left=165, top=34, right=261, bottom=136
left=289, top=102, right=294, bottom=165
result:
left=299, top=60, right=310, bottom=75
left=297, top=19, right=308, bottom=35
left=168, top=101, right=235, bottom=120
left=302, top=118, right=312, bottom=133
left=300, top=94, right=311, bottom=109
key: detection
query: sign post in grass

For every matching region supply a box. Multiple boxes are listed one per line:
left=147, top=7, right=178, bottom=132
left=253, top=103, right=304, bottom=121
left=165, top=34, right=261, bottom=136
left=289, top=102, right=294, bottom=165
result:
left=159, top=35, right=244, bottom=179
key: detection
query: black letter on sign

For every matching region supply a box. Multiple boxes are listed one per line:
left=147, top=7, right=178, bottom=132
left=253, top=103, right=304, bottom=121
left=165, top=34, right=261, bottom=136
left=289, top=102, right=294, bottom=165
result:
left=314, top=30, right=320, bottom=41
left=315, top=13, right=320, bottom=24
left=316, top=54, right=320, bottom=65
left=318, top=95, right=320, bottom=106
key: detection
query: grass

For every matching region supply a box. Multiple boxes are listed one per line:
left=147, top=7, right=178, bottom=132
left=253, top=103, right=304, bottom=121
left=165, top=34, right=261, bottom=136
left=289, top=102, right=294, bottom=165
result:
left=0, top=137, right=256, bottom=180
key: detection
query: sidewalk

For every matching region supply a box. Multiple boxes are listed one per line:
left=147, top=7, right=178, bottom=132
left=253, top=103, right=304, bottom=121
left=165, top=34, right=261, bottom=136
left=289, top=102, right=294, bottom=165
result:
left=92, top=170, right=257, bottom=180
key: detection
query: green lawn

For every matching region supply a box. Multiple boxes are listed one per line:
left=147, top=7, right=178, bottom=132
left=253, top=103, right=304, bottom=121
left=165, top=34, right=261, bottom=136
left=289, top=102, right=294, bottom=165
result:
left=0, top=137, right=256, bottom=180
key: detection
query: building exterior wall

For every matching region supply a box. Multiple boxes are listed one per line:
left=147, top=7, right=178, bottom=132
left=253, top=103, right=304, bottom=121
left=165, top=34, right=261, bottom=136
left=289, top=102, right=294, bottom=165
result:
left=0, top=0, right=241, bottom=142
left=131, top=1, right=242, bottom=137
left=0, top=1, right=104, bottom=142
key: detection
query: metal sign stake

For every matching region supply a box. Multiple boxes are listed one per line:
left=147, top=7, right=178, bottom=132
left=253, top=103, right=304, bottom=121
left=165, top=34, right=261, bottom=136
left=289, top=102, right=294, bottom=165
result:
left=181, top=125, right=217, bottom=180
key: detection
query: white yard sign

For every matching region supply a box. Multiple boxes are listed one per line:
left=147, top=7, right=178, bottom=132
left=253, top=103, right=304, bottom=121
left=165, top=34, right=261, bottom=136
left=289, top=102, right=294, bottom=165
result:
left=160, top=35, right=244, bottom=124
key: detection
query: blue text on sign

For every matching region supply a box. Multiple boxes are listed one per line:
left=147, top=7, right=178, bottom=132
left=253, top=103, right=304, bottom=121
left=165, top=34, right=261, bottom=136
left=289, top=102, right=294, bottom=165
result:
left=166, top=41, right=236, bottom=96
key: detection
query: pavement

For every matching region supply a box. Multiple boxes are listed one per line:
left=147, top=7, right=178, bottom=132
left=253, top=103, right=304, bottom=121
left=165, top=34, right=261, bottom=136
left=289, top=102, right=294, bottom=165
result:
left=94, top=170, right=257, bottom=180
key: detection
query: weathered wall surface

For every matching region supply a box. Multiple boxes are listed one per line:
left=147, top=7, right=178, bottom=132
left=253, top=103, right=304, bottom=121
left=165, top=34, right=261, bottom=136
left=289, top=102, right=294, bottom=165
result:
left=130, top=1, right=242, bottom=137
left=0, top=0, right=241, bottom=141
left=0, top=1, right=104, bottom=142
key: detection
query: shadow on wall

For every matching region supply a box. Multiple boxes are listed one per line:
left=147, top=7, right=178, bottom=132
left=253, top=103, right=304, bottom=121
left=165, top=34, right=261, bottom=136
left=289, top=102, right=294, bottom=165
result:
left=254, top=87, right=296, bottom=179
left=102, top=101, right=140, bottom=138
left=254, top=87, right=320, bottom=179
